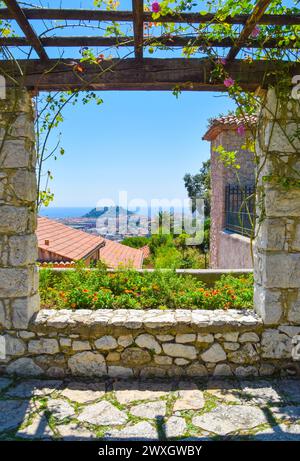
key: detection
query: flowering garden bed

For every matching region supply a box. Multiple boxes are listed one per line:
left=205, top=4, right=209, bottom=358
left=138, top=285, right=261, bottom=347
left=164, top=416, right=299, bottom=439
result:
left=39, top=267, right=253, bottom=310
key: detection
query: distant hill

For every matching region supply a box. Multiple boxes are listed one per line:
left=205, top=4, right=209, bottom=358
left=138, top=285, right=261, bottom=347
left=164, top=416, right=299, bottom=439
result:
left=83, top=206, right=135, bottom=219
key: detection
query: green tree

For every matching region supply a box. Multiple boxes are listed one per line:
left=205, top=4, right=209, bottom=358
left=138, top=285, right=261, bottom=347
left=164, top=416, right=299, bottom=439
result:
left=183, top=159, right=211, bottom=216
left=121, top=236, right=150, bottom=249
left=149, top=233, right=175, bottom=256
left=154, top=246, right=182, bottom=269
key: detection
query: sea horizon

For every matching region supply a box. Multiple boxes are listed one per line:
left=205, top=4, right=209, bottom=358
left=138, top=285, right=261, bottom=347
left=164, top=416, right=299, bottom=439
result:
left=39, top=207, right=93, bottom=219
left=39, top=205, right=193, bottom=219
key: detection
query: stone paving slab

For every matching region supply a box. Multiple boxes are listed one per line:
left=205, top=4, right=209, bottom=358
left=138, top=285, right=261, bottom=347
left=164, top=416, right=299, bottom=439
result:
left=0, top=400, right=31, bottom=433
left=0, top=376, right=300, bottom=441
left=16, top=414, right=54, bottom=440
left=57, top=423, right=97, bottom=441
left=6, top=380, right=62, bottom=398
left=59, top=381, right=106, bottom=404
left=0, top=377, right=12, bottom=391
left=192, top=404, right=268, bottom=435
left=253, top=423, right=300, bottom=441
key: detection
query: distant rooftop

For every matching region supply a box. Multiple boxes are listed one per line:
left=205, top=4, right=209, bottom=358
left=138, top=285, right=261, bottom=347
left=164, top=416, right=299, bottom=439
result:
left=37, top=216, right=105, bottom=261
left=202, top=114, right=257, bottom=141
left=100, top=239, right=144, bottom=270
left=37, top=217, right=144, bottom=269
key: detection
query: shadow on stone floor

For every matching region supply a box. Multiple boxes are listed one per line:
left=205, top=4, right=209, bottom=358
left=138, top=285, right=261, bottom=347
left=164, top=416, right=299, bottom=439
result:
left=0, top=376, right=300, bottom=441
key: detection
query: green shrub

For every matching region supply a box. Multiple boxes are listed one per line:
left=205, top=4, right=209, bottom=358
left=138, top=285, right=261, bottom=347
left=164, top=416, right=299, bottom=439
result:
left=154, top=246, right=182, bottom=269
left=39, top=267, right=253, bottom=311
left=121, top=236, right=150, bottom=249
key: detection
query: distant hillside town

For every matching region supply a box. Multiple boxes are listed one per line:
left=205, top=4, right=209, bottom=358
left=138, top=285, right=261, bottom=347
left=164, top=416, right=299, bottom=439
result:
left=57, top=206, right=152, bottom=242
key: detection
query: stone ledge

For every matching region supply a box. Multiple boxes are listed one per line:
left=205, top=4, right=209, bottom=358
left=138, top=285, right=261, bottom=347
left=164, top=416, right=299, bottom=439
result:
left=31, top=309, right=262, bottom=336
left=221, top=231, right=251, bottom=244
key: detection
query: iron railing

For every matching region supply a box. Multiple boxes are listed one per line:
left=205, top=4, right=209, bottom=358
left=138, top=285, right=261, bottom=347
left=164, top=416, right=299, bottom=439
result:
left=225, top=184, right=255, bottom=237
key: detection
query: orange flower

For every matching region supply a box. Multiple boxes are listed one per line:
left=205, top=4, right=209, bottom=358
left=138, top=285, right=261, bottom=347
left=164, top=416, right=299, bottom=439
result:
left=73, top=63, right=84, bottom=73
left=71, top=303, right=76, bottom=308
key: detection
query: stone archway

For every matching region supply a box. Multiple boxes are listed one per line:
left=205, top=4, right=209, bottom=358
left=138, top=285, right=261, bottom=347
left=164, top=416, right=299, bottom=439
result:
left=0, top=86, right=300, bottom=377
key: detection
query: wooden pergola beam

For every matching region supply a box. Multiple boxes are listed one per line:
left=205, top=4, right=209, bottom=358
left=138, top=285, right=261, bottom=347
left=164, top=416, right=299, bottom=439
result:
left=3, top=0, right=48, bottom=61
left=132, top=0, right=144, bottom=59
left=226, top=0, right=273, bottom=61
left=146, top=12, right=300, bottom=25
left=0, top=8, right=299, bottom=25
left=0, top=36, right=134, bottom=47
left=1, top=58, right=299, bottom=92
left=0, top=35, right=297, bottom=50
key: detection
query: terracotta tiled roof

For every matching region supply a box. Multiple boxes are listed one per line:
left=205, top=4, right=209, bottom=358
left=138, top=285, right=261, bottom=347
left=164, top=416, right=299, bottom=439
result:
left=37, top=217, right=144, bottom=269
left=37, top=217, right=105, bottom=261
left=140, top=245, right=151, bottom=259
left=100, top=239, right=144, bottom=269
left=39, top=261, right=76, bottom=268
left=202, top=114, right=257, bottom=141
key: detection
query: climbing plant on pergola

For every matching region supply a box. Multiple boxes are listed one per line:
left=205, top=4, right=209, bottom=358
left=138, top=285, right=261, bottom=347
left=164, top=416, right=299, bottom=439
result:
left=0, top=0, right=299, bottom=91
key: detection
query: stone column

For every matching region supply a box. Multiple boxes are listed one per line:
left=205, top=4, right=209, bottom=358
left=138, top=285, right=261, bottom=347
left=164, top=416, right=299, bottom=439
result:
left=254, top=87, right=300, bottom=326
left=210, top=135, right=227, bottom=268
left=0, top=88, right=39, bottom=339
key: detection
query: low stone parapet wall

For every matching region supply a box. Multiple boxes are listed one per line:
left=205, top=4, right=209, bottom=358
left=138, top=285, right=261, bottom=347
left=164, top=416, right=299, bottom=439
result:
left=216, top=232, right=253, bottom=269
left=2, top=309, right=299, bottom=379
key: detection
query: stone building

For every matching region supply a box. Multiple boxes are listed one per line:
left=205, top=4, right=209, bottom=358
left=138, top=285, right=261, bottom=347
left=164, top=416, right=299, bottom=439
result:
left=203, top=115, right=257, bottom=269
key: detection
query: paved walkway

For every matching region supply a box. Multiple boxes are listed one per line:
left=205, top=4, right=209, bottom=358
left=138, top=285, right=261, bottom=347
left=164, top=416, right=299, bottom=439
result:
left=0, top=376, right=300, bottom=441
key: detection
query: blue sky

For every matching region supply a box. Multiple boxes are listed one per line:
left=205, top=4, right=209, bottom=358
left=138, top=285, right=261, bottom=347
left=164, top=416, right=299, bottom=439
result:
left=35, top=0, right=236, bottom=207
left=45, top=90, right=235, bottom=207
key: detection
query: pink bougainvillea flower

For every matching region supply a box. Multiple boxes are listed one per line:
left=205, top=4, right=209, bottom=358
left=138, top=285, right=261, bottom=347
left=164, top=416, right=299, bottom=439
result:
left=237, top=124, right=246, bottom=136
left=224, top=77, right=235, bottom=88
left=251, top=26, right=260, bottom=38
left=219, top=58, right=227, bottom=65
left=151, top=2, right=161, bottom=13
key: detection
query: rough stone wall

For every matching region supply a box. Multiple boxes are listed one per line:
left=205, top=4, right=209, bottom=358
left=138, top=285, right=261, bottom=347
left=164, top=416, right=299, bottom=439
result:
left=1, top=309, right=299, bottom=378
left=254, top=88, right=300, bottom=327
left=217, top=232, right=253, bottom=269
left=0, top=89, right=39, bottom=339
left=210, top=129, right=255, bottom=269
